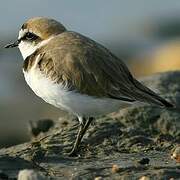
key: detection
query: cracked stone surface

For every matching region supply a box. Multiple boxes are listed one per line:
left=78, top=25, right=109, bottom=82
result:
left=0, top=71, right=180, bottom=179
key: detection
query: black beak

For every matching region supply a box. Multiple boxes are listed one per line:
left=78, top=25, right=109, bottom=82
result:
left=4, top=39, right=20, bottom=48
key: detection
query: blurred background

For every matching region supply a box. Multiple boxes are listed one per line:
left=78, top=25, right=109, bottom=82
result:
left=1, top=0, right=180, bottom=147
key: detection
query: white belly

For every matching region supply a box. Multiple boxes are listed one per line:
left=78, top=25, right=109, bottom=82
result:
left=24, top=68, right=125, bottom=117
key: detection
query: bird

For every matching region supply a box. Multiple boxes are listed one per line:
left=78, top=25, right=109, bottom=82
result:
left=5, top=17, right=174, bottom=156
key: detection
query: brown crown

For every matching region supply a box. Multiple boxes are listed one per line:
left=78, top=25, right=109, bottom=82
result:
left=21, top=17, right=67, bottom=39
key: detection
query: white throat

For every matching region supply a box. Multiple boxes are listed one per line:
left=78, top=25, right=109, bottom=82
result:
left=18, top=36, right=55, bottom=60
left=18, top=41, right=37, bottom=59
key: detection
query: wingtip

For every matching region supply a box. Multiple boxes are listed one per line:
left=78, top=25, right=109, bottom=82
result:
left=161, top=99, right=175, bottom=108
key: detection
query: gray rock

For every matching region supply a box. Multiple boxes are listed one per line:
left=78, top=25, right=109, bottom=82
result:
left=0, top=71, right=179, bottom=179
left=28, top=119, right=54, bottom=137
left=18, top=169, right=46, bottom=180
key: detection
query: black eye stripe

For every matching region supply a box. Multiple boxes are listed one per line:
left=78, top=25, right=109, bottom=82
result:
left=23, top=32, right=39, bottom=41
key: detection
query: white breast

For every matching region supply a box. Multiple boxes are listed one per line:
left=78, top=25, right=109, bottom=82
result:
left=24, top=67, right=126, bottom=118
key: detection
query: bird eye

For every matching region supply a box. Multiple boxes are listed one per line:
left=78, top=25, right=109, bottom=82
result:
left=25, top=32, right=38, bottom=40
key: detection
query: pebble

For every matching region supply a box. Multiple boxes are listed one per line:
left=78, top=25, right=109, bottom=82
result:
left=18, top=169, right=46, bottom=180
left=171, top=146, right=180, bottom=163
left=94, top=176, right=103, bottom=180
left=138, top=158, right=150, bottom=165
left=139, top=176, right=150, bottom=180
left=111, top=164, right=120, bottom=173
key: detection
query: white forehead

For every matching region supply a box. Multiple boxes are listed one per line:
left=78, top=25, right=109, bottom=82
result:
left=18, top=29, right=28, bottom=39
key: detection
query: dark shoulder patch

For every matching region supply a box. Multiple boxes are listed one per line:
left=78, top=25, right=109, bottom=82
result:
left=23, top=56, right=31, bottom=72
left=23, top=58, right=28, bottom=71
left=21, top=23, right=27, bottom=29
left=23, top=51, right=38, bottom=72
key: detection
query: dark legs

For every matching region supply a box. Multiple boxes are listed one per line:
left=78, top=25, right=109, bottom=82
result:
left=68, top=117, right=94, bottom=156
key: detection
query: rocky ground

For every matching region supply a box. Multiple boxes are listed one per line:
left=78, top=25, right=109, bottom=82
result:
left=0, top=71, right=180, bottom=180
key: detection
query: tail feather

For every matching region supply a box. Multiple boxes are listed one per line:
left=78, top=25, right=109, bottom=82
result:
left=132, top=79, right=174, bottom=108
left=156, top=97, right=174, bottom=108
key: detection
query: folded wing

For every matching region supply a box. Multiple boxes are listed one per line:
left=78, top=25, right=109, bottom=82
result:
left=37, top=32, right=173, bottom=108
